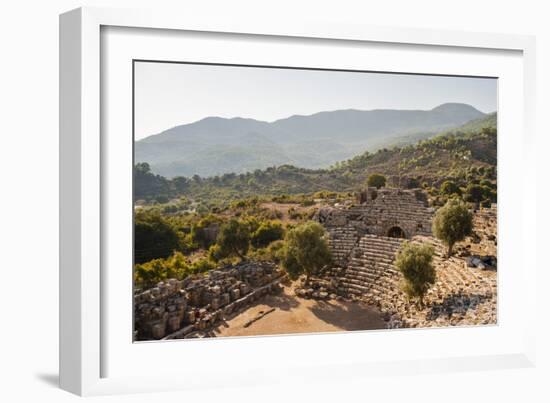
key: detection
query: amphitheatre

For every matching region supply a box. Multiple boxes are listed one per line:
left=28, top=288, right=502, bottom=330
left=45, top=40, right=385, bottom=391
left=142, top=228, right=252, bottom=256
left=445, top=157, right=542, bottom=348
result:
left=134, top=187, right=497, bottom=341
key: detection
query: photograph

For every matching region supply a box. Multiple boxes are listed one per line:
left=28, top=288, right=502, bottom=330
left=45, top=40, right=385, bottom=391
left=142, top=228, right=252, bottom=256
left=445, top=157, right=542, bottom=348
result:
left=132, top=61, right=498, bottom=341
left=1, top=0, right=545, bottom=400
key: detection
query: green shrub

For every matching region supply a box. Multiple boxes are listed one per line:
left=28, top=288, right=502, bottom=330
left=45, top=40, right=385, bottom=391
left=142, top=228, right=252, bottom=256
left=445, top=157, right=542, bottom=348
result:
left=395, top=242, right=436, bottom=307
left=432, top=199, right=473, bottom=257
left=481, top=199, right=492, bottom=208
left=440, top=180, right=461, bottom=196
left=134, top=251, right=191, bottom=288
left=190, top=214, right=223, bottom=249
left=288, top=207, right=303, bottom=220
left=134, top=211, right=181, bottom=264
left=367, top=173, right=387, bottom=189
left=134, top=258, right=167, bottom=289
left=190, top=257, right=216, bottom=274
left=251, top=221, right=285, bottom=248
left=281, top=221, right=331, bottom=282
left=463, top=183, right=484, bottom=203
left=267, top=240, right=285, bottom=263
left=215, top=219, right=251, bottom=260
left=207, top=244, right=223, bottom=262
left=300, top=199, right=316, bottom=207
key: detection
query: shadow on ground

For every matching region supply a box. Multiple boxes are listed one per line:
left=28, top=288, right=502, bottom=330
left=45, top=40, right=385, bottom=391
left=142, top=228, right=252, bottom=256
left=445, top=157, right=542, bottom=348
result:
left=259, top=290, right=300, bottom=311
left=308, top=300, right=386, bottom=331
left=206, top=290, right=299, bottom=336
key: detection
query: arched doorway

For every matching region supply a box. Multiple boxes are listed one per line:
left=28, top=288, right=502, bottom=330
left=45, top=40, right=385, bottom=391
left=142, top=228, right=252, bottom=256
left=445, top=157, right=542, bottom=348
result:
left=387, top=226, right=406, bottom=239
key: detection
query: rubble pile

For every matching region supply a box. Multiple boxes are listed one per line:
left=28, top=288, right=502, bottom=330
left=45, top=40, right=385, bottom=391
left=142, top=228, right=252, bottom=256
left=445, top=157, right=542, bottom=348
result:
left=134, top=261, right=284, bottom=340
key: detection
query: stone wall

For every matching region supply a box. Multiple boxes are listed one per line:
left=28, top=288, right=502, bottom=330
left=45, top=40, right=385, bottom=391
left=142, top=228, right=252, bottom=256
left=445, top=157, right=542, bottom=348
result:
left=316, top=188, right=433, bottom=266
left=317, top=188, right=433, bottom=240
left=134, top=261, right=284, bottom=341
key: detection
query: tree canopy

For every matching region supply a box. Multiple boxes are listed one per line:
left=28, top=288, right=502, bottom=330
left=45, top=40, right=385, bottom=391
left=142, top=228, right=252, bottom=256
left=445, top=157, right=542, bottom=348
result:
left=367, top=173, right=387, bottom=189
left=395, top=242, right=436, bottom=307
left=432, top=199, right=473, bottom=257
left=134, top=210, right=181, bottom=263
left=440, top=180, right=461, bottom=196
left=251, top=220, right=285, bottom=248
left=281, top=221, right=331, bottom=282
left=215, top=219, right=251, bottom=260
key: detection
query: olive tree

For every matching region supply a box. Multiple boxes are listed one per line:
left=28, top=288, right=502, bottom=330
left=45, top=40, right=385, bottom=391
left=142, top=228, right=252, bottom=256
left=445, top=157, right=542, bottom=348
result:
left=281, top=222, right=331, bottom=283
left=215, top=219, right=251, bottom=260
left=251, top=220, right=284, bottom=248
left=432, top=199, right=473, bottom=257
left=463, top=183, right=484, bottom=203
left=134, top=210, right=181, bottom=264
left=395, top=242, right=436, bottom=307
left=440, top=180, right=461, bottom=196
left=367, top=173, right=387, bottom=189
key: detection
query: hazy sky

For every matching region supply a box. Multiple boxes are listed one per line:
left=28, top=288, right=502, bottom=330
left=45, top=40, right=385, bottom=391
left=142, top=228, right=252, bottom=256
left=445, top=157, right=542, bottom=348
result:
left=134, top=61, right=497, bottom=140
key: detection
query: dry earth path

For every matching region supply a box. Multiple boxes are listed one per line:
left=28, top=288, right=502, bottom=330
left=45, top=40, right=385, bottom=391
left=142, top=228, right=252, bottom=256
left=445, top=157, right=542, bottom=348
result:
left=211, top=285, right=385, bottom=338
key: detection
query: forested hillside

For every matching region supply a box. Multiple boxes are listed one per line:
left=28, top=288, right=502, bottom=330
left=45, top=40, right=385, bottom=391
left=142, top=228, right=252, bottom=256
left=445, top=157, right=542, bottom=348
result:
left=135, top=123, right=497, bottom=210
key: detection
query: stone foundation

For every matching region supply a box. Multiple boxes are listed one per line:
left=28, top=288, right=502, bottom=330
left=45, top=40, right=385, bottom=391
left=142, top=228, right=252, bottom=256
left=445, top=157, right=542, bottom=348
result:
left=134, top=261, right=284, bottom=341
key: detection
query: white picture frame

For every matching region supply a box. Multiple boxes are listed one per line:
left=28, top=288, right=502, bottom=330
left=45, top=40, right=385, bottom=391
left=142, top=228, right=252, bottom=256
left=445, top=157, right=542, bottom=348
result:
left=59, top=6, right=537, bottom=396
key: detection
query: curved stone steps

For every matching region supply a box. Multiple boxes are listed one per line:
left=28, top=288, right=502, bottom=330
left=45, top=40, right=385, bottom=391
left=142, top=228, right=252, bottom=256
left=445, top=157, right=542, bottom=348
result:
left=339, top=234, right=404, bottom=295
left=327, top=226, right=362, bottom=266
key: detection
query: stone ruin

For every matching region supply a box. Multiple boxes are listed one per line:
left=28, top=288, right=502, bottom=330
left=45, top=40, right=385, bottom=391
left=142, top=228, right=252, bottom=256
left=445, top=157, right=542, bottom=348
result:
left=306, top=187, right=498, bottom=329
left=134, top=188, right=498, bottom=337
left=134, top=261, right=284, bottom=340
left=315, top=187, right=433, bottom=267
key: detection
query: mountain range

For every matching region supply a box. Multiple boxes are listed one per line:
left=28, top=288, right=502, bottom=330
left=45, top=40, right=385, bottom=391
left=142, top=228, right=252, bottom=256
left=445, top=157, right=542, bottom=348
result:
left=135, top=103, right=489, bottom=178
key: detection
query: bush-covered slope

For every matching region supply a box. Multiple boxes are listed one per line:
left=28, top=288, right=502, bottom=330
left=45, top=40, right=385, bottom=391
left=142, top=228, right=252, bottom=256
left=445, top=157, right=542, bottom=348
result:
left=135, top=124, right=497, bottom=209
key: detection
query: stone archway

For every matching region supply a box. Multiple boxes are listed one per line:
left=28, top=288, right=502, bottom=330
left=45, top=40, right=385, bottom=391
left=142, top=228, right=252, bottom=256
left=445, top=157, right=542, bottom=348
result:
left=387, top=226, right=406, bottom=239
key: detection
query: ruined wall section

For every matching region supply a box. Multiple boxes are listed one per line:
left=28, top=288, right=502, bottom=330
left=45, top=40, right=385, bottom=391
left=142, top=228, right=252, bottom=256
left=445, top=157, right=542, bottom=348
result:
left=355, top=188, right=434, bottom=238
left=317, top=188, right=433, bottom=266
left=316, top=205, right=368, bottom=267
left=134, top=261, right=284, bottom=340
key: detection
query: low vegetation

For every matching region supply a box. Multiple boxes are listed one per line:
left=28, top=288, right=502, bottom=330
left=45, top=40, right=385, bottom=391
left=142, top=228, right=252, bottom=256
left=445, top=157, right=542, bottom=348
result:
left=133, top=206, right=330, bottom=288
left=281, top=222, right=332, bottom=283
left=367, top=173, right=387, bottom=189
left=395, top=242, right=436, bottom=307
left=432, top=198, right=473, bottom=257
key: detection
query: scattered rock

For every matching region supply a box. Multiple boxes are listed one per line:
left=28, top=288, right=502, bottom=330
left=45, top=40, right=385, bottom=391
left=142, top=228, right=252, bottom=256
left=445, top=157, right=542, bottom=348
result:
left=134, top=261, right=285, bottom=341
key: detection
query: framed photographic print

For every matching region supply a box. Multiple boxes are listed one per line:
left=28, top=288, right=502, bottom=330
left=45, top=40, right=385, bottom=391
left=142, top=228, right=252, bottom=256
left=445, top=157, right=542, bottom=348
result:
left=60, top=7, right=537, bottom=396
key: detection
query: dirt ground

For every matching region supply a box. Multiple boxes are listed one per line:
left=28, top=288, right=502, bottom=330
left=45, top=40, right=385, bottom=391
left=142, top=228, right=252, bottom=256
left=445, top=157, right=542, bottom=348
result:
left=210, top=285, right=386, bottom=338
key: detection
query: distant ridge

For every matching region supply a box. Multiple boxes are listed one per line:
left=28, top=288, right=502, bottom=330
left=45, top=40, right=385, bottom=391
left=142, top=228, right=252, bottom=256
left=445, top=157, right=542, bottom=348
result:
left=135, top=103, right=486, bottom=178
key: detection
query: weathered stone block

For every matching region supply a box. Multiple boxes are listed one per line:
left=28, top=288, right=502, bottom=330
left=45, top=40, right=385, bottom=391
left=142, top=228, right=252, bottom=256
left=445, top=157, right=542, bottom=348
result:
left=240, top=283, right=250, bottom=295
left=167, top=316, right=181, bottom=333
left=151, top=323, right=165, bottom=339
left=184, top=310, right=196, bottom=324
left=230, top=288, right=240, bottom=301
